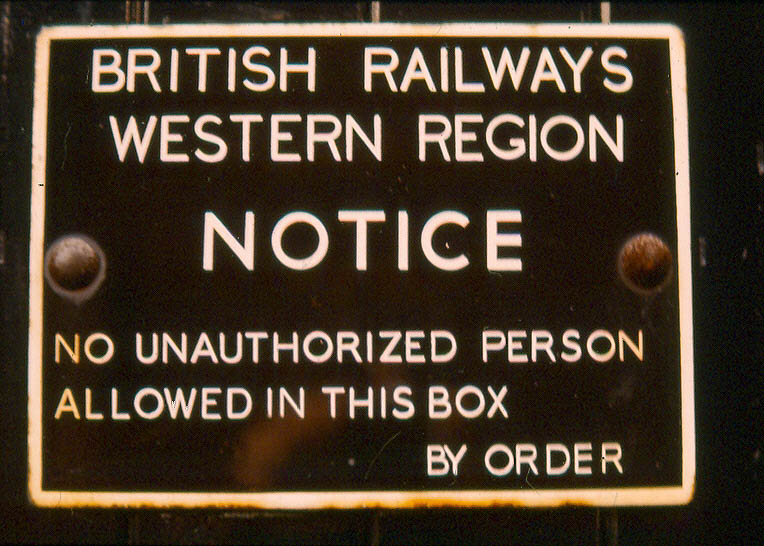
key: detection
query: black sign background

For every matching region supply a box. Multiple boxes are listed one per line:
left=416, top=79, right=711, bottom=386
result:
left=33, top=29, right=688, bottom=501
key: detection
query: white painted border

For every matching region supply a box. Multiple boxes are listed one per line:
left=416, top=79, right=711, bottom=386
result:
left=29, top=23, right=694, bottom=509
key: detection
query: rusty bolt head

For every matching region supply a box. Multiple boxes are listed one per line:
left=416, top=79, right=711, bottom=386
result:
left=618, top=233, right=673, bottom=294
left=44, top=234, right=106, bottom=302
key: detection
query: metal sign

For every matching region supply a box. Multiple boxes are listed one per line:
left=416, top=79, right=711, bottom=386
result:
left=29, top=23, right=694, bottom=508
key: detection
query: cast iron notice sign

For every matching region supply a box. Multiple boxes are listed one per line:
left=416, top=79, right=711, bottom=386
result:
left=29, top=23, right=694, bottom=508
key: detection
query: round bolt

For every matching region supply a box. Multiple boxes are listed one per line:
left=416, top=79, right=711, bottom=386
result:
left=44, top=234, right=106, bottom=302
left=618, top=233, right=673, bottom=294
